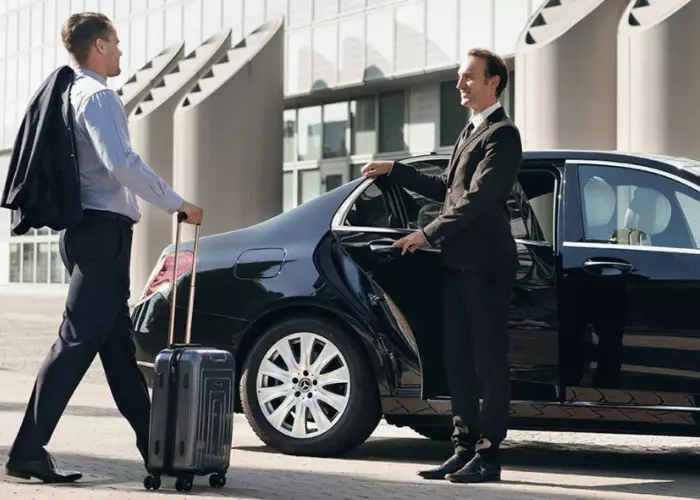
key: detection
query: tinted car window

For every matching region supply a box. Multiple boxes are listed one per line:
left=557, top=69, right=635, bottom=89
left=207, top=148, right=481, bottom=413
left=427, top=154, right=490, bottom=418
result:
left=577, top=164, right=700, bottom=249
left=396, top=162, right=445, bottom=229
left=343, top=180, right=400, bottom=229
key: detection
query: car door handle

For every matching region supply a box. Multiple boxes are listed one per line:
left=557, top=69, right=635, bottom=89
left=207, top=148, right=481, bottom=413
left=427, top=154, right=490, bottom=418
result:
left=583, top=259, right=633, bottom=275
left=369, top=239, right=398, bottom=253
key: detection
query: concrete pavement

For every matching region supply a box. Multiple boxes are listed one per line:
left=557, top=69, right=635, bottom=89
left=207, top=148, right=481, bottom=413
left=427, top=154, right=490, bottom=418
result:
left=2, top=294, right=700, bottom=499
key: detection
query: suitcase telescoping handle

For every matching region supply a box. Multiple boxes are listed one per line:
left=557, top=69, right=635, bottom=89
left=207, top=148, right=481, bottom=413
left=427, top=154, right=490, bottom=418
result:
left=167, top=211, right=201, bottom=347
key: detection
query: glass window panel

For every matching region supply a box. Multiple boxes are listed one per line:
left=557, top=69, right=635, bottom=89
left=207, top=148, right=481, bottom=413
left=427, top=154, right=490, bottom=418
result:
left=99, top=0, right=115, bottom=19
left=43, top=0, right=56, bottom=44
left=283, top=109, right=296, bottom=163
left=30, top=1, right=42, bottom=47
left=114, top=0, right=129, bottom=20
left=440, top=80, right=470, bottom=147
left=244, top=0, right=264, bottom=35
left=323, top=101, right=348, bottom=158
left=266, top=0, right=286, bottom=22
left=17, top=55, right=28, bottom=99
left=84, top=0, right=99, bottom=11
left=283, top=171, right=294, bottom=211
left=70, top=0, right=84, bottom=13
left=131, top=0, right=147, bottom=14
left=367, top=0, right=390, bottom=5
left=36, top=226, right=49, bottom=235
left=50, top=242, right=64, bottom=283
left=7, top=11, right=18, bottom=54
left=202, top=0, right=222, bottom=41
left=314, top=0, right=337, bottom=21
left=6, top=58, right=17, bottom=102
left=0, top=60, right=5, bottom=104
left=297, top=106, right=321, bottom=161
left=0, top=13, right=6, bottom=57
left=130, top=16, right=147, bottom=70
left=22, top=242, right=34, bottom=282
left=149, top=0, right=164, bottom=8
left=222, top=0, right=242, bottom=42
left=299, top=168, right=321, bottom=204
left=42, top=45, right=54, bottom=79
left=350, top=97, right=375, bottom=155
left=288, top=0, right=311, bottom=27
left=36, top=242, right=49, bottom=283
left=340, top=0, right=364, bottom=14
left=164, top=3, right=183, bottom=47
left=64, top=266, right=69, bottom=284
left=324, top=174, right=343, bottom=192
left=378, top=90, right=405, bottom=153
left=9, top=243, right=20, bottom=283
left=147, top=10, right=164, bottom=60
left=18, top=7, right=29, bottom=51
left=350, top=163, right=363, bottom=180
left=30, top=50, right=42, bottom=89
left=183, top=0, right=201, bottom=52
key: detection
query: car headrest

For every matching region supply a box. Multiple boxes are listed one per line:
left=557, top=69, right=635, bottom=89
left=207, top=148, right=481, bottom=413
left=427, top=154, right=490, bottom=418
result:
left=583, top=176, right=615, bottom=228
left=624, top=187, right=671, bottom=236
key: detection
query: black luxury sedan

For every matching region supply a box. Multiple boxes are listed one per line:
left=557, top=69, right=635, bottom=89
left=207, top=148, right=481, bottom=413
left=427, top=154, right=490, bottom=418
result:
left=132, top=149, right=700, bottom=457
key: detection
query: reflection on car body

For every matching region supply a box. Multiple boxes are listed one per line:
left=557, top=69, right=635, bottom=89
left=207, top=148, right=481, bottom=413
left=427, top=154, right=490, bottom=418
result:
left=132, top=150, right=700, bottom=456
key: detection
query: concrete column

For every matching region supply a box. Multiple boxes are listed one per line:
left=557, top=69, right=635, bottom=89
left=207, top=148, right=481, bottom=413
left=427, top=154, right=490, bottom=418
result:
left=128, top=31, right=233, bottom=300
left=514, top=0, right=629, bottom=150
left=617, top=0, right=700, bottom=157
left=172, top=19, right=285, bottom=243
left=117, top=43, right=185, bottom=117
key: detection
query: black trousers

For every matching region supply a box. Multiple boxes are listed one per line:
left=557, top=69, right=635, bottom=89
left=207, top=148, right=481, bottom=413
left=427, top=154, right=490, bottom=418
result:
left=443, top=268, right=513, bottom=453
left=9, top=210, right=150, bottom=462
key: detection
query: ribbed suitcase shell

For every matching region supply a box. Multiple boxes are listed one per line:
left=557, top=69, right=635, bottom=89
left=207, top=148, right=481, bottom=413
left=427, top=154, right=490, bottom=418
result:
left=148, top=345, right=235, bottom=475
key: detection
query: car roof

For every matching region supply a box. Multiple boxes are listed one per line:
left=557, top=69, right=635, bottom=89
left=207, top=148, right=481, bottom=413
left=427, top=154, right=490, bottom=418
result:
left=412, top=149, right=700, bottom=179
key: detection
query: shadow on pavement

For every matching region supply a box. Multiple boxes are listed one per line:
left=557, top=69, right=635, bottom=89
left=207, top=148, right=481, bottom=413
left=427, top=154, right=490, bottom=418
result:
left=0, top=402, right=122, bottom=418
left=1, top=443, right=696, bottom=500
left=236, top=437, right=700, bottom=499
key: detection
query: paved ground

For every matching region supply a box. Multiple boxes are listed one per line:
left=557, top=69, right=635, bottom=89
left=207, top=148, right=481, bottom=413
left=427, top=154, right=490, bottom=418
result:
left=1, top=293, right=700, bottom=499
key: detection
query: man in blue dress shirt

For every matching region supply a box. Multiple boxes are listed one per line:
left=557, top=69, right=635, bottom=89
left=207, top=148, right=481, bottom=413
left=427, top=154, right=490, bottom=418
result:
left=5, top=12, right=203, bottom=483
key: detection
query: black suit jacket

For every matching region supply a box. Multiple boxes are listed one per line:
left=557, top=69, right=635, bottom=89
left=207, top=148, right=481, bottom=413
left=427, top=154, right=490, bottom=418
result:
left=1, top=65, right=83, bottom=235
left=390, top=106, right=523, bottom=273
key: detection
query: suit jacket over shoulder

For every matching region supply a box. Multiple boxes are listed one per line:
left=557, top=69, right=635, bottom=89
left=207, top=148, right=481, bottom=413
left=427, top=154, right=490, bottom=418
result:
left=389, top=106, right=523, bottom=273
left=1, top=65, right=83, bottom=235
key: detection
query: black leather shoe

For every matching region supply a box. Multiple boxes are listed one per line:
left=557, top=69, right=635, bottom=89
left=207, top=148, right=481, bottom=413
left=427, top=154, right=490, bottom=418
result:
left=5, top=452, right=82, bottom=483
left=445, top=453, right=501, bottom=483
left=417, top=450, right=472, bottom=480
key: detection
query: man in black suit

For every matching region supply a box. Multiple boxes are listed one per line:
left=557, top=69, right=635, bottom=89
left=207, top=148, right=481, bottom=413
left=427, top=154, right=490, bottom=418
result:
left=362, top=48, right=522, bottom=483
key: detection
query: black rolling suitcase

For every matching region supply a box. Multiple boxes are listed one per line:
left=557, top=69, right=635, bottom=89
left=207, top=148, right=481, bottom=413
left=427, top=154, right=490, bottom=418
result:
left=143, top=212, right=236, bottom=493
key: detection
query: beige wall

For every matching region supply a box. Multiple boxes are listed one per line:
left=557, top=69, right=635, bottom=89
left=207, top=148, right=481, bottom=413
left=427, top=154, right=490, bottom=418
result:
left=171, top=20, right=285, bottom=244
left=515, top=0, right=628, bottom=150
left=617, top=0, right=700, bottom=157
left=128, top=30, right=233, bottom=299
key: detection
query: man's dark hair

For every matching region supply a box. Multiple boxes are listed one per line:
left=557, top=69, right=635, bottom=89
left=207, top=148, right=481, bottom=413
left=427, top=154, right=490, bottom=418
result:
left=61, top=12, right=113, bottom=65
left=468, top=48, right=509, bottom=98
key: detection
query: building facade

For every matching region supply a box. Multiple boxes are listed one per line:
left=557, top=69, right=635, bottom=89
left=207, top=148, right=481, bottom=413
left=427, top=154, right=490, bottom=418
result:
left=7, top=0, right=697, bottom=292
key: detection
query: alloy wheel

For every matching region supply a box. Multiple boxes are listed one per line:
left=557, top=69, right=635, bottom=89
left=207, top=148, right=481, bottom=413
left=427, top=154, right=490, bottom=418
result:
left=255, top=331, right=351, bottom=439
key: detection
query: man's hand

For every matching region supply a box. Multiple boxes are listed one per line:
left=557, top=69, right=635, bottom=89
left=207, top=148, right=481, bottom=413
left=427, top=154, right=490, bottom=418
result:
left=393, top=230, right=427, bottom=255
left=178, top=201, right=204, bottom=225
left=361, top=160, right=393, bottom=178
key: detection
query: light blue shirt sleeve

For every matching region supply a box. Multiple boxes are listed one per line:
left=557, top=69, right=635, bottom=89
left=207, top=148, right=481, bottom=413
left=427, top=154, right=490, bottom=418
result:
left=78, top=89, right=184, bottom=213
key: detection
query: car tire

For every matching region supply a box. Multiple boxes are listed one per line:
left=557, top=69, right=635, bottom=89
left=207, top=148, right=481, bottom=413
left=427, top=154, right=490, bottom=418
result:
left=409, top=424, right=452, bottom=441
left=240, top=316, right=382, bottom=457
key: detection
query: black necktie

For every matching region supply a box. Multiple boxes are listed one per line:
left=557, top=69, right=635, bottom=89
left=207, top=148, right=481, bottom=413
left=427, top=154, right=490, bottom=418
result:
left=461, top=122, right=474, bottom=142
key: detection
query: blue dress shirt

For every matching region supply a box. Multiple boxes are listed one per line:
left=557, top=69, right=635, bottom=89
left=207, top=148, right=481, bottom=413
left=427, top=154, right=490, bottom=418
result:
left=70, top=68, right=183, bottom=223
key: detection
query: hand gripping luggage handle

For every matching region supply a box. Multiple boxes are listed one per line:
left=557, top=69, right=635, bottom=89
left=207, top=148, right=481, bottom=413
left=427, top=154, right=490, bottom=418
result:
left=167, top=212, right=201, bottom=347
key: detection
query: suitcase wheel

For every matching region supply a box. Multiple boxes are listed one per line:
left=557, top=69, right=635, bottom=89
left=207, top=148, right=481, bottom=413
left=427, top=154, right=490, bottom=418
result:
left=143, top=474, right=161, bottom=491
left=175, top=476, right=194, bottom=492
left=209, top=473, right=226, bottom=488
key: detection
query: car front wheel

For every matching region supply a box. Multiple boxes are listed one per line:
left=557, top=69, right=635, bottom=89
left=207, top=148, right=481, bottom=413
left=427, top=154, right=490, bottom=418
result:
left=240, top=316, right=382, bottom=457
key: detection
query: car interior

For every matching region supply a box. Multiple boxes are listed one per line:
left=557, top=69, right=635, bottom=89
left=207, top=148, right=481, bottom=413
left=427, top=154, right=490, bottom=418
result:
left=579, top=168, right=700, bottom=249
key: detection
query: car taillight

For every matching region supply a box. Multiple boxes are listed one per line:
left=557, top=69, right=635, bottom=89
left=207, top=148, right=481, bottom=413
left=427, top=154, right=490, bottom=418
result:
left=140, top=251, right=194, bottom=301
